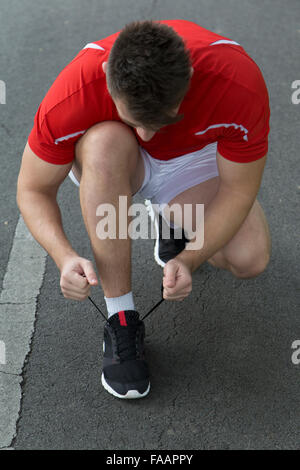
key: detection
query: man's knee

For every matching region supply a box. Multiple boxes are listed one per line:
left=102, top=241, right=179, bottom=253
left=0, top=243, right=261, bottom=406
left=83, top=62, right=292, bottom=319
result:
left=75, top=121, right=139, bottom=175
left=231, top=248, right=271, bottom=279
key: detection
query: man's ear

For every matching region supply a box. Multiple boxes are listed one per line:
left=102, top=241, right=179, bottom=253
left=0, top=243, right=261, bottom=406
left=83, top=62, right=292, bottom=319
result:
left=190, top=67, right=194, bottom=77
left=102, top=61, right=107, bottom=74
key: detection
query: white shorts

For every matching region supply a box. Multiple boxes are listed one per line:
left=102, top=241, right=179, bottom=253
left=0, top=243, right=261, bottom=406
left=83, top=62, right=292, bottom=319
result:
left=68, top=141, right=219, bottom=207
left=138, top=142, right=218, bottom=206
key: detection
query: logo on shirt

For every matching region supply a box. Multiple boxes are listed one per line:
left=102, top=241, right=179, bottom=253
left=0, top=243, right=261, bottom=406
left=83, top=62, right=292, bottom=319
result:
left=195, top=122, right=249, bottom=141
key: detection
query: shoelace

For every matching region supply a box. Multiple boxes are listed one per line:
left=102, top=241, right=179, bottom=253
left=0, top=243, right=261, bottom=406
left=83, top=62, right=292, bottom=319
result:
left=87, top=285, right=164, bottom=322
left=109, top=315, right=139, bottom=361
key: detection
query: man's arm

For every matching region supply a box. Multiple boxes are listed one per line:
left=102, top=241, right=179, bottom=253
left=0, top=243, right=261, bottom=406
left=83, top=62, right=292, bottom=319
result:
left=176, top=151, right=267, bottom=272
left=17, top=143, right=98, bottom=300
left=17, top=142, right=76, bottom=269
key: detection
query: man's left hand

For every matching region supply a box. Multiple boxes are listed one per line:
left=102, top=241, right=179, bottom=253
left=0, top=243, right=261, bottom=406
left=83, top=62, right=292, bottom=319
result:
left=163, top=258, right=193, bottom=301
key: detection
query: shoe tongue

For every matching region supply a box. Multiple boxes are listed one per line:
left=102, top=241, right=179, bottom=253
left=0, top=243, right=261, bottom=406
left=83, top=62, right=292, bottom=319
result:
left=109, top=310, right=139, bottom=326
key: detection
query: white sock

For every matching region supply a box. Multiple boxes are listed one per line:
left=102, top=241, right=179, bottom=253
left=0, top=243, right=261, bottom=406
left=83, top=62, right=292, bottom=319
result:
left=104, top=291, right=135, bottom=319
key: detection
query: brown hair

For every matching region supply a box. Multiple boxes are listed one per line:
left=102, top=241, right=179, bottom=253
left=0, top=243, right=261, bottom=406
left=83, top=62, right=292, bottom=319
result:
left=106, top=20, right=192, bottom=130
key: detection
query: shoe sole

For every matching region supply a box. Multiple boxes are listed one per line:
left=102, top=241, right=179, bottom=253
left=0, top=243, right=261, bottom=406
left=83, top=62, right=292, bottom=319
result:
left=144, top=199, right=166, bottom=268
left=101, top=373, right=150, bottom=399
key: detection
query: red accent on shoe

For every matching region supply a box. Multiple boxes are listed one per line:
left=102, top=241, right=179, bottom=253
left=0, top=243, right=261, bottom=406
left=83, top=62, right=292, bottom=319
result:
left=118, top=310, right=127, bottom=326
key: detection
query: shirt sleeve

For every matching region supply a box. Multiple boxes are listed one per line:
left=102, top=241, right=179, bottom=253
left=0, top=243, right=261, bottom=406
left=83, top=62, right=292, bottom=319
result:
left=28, top=105, right=75, bottom=165
left=217, top=81, right=270, bottom=163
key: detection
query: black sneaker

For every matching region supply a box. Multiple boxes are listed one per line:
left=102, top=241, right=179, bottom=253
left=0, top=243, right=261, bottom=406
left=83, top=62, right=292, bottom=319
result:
left=145, top=199, right=189, bottom=267
left=101, top=310, right=150, bottom=399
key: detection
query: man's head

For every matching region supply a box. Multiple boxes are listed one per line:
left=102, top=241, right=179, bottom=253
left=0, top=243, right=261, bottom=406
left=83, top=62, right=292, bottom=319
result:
left=102, top=20, right=193, bottom=141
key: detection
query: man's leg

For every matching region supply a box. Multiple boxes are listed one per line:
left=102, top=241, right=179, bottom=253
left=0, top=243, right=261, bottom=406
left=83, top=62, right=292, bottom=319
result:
left=73, top=121, right=152, bottom=399
left=73, top=121, right=145, bottom=297
left=208, top=199, right=271, bottom=278
left=164, top=176, right=271, bottom=279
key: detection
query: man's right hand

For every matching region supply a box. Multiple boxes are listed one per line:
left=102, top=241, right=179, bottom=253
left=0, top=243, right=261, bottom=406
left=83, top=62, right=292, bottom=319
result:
left=60, top=256, right=98, bottom=301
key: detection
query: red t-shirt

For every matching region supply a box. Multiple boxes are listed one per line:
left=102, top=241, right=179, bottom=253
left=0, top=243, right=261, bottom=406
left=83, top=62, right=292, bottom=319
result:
left=28, top=19, right=270, bottom=165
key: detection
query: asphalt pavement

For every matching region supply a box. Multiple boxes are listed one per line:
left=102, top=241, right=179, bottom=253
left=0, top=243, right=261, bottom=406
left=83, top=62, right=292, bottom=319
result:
left=0, top=0, right=299, bottom=450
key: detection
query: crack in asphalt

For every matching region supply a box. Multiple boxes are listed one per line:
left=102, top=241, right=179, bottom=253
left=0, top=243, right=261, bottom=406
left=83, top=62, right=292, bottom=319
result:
left=0, top=123, right=11, bottom=137
left=141, top=0, right=158, bottom=18
left=0, top=302, right=34, bottom=305
left=0, top=371, right=19, bottom=377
